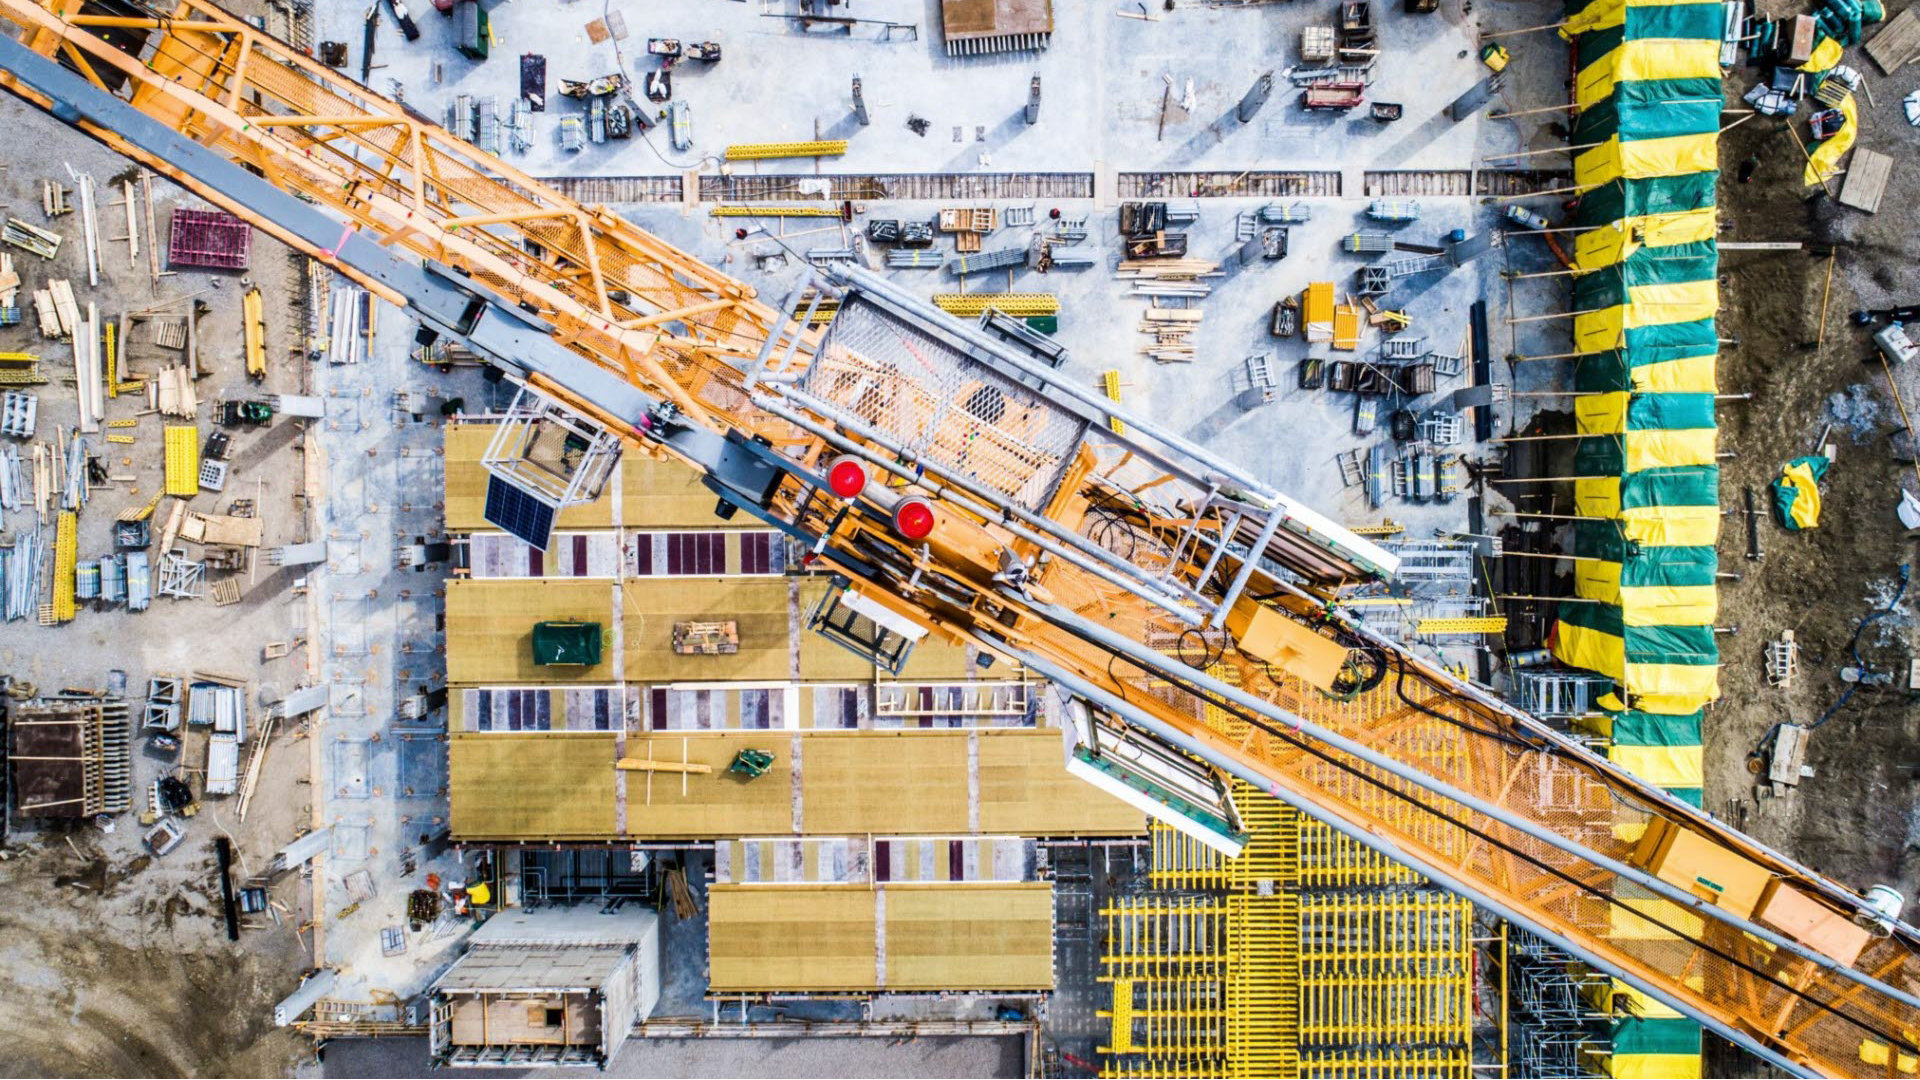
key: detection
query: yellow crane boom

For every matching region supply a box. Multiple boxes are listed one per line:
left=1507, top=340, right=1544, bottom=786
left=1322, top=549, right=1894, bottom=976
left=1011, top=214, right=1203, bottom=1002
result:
left=3, top=4, right=1916, bottom=1074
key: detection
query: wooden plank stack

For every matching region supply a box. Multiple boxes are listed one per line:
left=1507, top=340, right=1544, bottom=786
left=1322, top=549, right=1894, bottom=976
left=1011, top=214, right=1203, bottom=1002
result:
left=1118, top=258, right=1220, bottom=363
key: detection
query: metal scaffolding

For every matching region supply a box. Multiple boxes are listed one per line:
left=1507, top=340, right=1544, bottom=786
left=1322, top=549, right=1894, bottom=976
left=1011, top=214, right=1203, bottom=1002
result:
left=1102, top=790, right=1481, bottom=1078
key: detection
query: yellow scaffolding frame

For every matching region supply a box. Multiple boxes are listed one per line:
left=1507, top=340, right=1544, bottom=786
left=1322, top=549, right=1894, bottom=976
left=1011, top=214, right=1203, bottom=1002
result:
left=1105, top=796, right=1481, bottom=1079
left=1097, top=897, right=1229, bottom=1077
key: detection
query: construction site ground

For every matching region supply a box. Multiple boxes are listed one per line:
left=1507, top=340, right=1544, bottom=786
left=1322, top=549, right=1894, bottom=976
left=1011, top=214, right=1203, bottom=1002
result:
left=13, top=0, right=1920, bottom=1076
left=1699, top=0, right=1920, bottom=1067
left=0, top=84, right=317, bottom=1075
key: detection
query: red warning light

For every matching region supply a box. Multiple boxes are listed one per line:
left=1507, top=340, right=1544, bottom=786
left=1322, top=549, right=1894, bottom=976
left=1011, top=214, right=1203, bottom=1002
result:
left=893, top=497, right=936, bottom=541
left=826, top=455, right=868, bottom=498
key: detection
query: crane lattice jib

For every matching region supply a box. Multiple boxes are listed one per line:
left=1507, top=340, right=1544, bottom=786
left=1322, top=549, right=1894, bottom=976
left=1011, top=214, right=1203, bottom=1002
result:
left=4, top=4, right=1918, bottom=1075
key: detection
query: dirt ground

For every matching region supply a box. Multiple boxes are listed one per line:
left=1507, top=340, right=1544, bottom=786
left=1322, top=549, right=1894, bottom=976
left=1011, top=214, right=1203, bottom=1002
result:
left=0, top=10, right=317, bottom=1073
left=1703, top=3, right=1920, bottom=1071
left=0, top=837, right=311, bottom=1078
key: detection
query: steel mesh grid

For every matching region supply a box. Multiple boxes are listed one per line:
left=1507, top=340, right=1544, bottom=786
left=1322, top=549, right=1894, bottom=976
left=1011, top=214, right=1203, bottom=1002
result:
left=805, top=298, right=1088, bottom=511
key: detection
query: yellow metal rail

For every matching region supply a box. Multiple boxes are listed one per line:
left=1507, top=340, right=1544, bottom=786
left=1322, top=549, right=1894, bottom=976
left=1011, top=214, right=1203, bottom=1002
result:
left=930, top=293, right=1060, bottom=317
left=51, top=509, right=76, bottom=622
left=1416, top=615, right=1509, bottom=636
left=723, top=140, right=849, bottom=161
left=710, top=205, right=843, bottom=218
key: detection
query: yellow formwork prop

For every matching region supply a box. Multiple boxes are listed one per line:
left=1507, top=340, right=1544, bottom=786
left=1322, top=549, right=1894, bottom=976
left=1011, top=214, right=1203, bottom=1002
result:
left=931, top=293, right=1059, bottom=318
left=710, top=205, right=843, bottom=218
left=243, top=287, right=266, bottom=378
left=103, top=319, right=117, bottom=399
left=52, top=510, right=76, bottom=622
left=118, top=492, right=162, bottom=522
left=163, top=425, right=200, bottom=496
left=1103, top=370, right=1126, bottom=435
left=722, top=139, right=849, bottom=161
left=1415, top=615, right=1509, bottom=636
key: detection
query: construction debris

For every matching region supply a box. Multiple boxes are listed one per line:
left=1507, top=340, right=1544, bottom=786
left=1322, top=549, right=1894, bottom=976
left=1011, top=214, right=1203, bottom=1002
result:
left=4, top=216, right=62, bottom=259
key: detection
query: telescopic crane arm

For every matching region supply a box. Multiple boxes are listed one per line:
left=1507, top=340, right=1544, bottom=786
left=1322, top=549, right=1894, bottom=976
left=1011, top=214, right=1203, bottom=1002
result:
left=3, top=4, right=1919, bottom=1074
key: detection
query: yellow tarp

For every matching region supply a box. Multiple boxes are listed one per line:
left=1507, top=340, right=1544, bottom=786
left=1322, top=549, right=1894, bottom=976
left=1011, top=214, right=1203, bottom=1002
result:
left=1615, top=427, right=1717, bottom=471
left=1562, top=0, right=1705, bottom=36
left=1556, top=619, right=1625, bottom=680
left=1806, top=93, right=1857, bottom=188
left=1560, top=620, right=1722, bottom=712
left=1612, top=1053, right=1705, bottom=1079
left=1609, top=977, right=1690, bottom=1019
left=1569, top=567, right=1715, bottom=624
left=1616, top=505, right=1722, bottom=548
left=1778, top=459, right=1824, bottom=528
left=1572, top=210, right=1717, bottom=271
left=1800, top=35, right=1844, bottom=73
left=1610, top=743, right=1705, bottom=788
left=1629, top=351, right=1719, bottom=393
left=1618, top=584, right=1717, bottom=626
left=1573, top=132, right=1720, bottom=188
left=1572, top=285, right=1720, bottom=350
left=1575, top=39, right=1722, bottom=109
left=1624, top=661, right=1721, bottom=712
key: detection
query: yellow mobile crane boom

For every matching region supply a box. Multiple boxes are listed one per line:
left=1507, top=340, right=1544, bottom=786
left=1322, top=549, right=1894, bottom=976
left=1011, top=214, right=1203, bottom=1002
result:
left=3, top=4, right=1916, bottom=1074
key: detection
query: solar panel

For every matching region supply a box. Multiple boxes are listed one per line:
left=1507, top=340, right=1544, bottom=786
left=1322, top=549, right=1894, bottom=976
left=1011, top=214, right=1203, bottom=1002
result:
left=483, top=474, right=557, bottom=551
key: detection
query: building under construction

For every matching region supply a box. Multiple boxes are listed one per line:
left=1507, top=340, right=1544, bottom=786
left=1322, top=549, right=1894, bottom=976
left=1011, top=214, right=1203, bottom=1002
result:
left=3, top=0, right=1918, bottom=1077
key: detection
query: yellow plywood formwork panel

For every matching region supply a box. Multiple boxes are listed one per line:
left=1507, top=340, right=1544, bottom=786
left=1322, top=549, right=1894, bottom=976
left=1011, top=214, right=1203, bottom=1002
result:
left=800, top=730, right=970, bottom=834
left=930, top=293, right=1060, bottom=317
left=708, top=885, right=876, bottom=992
left=163, top=425, right=199, bottom=496
left=722, top=140, right=849, bottom=161
left=707, top=883, right=1054, bottom=993
left=977, top=729, right=1149, bottom=836
left=443, top=424, right=613, bottom=532
left=445, top=578, right=614, bottom=685
left=884, top=883, right=1057, bottom=991
left=447, top=734, right=618, bottom=840
left=448, top=727, right=1141, bottom=842
left=625, top=576, right=794, bottom=683
left=621, top=453, right=739, bottom=528
left=623, top=732, right=794, bottom=839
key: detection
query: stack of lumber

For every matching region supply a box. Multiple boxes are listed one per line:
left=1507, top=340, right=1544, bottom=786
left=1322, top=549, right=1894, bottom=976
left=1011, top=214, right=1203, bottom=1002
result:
left=153, top=366, right=197, bottom=417
left=1120, top=259, right=1221, bottom=362
left=32, top=279, right=78, bottom=339
left=938, top=206, right=997, bottom=253
left=1138, top=305, right=1201, bottom=363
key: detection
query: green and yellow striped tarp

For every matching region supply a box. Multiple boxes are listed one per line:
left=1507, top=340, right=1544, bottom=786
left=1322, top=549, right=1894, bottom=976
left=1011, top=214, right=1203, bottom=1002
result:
left=1554, top=2, right=1714, bottom=1072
